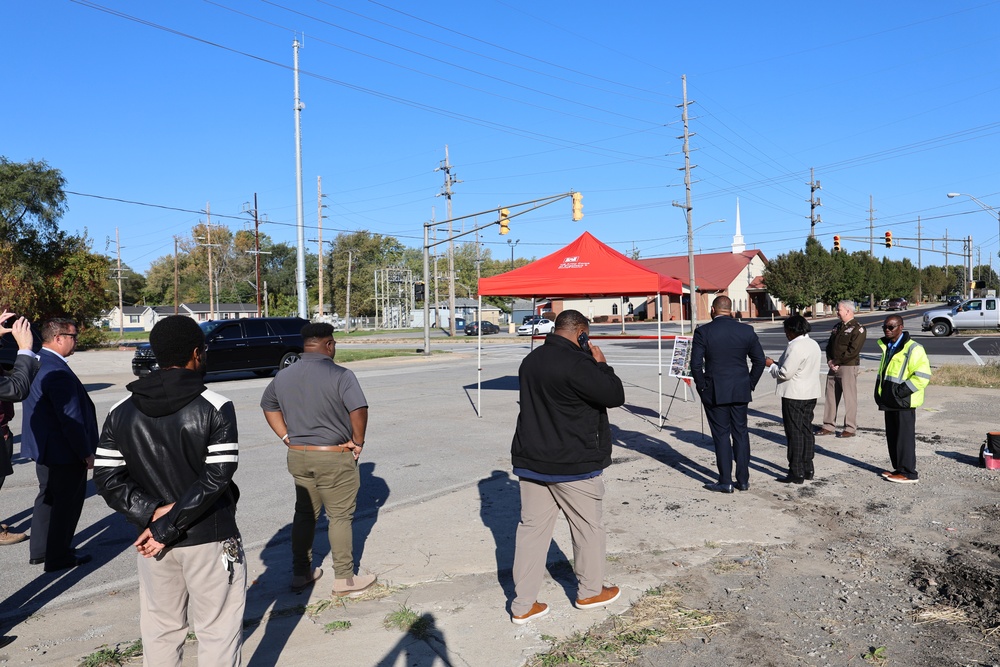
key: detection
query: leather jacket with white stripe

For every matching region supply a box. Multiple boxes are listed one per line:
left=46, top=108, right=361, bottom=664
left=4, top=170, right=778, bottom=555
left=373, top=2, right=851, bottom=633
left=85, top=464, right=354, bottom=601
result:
left=94, top=368, right=239, bottom=548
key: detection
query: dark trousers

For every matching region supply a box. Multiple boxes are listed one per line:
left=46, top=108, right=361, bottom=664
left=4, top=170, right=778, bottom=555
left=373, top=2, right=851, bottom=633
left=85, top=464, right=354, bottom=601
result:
left=29, top=460, right=88, bottom=569
left=0, top=424, right=13, bottom=486
left=781, top=398, right=816, bottom=478
left=884, top=409, right=918, bottom=479
left=704, top=402, right=750, bottom=486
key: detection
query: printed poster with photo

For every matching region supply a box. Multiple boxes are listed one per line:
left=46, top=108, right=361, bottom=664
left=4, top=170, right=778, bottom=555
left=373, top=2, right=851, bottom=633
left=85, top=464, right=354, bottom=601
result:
left=669, top=336, right=693, bottom=379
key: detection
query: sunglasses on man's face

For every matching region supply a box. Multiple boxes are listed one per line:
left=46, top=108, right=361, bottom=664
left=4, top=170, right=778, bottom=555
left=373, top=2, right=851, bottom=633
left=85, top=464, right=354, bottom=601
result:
left=882, top=324, right=900, bottom=331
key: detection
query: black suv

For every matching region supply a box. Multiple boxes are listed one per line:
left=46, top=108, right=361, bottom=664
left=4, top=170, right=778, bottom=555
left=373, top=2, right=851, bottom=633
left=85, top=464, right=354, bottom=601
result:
left=132, top=317, right=309, bottom=378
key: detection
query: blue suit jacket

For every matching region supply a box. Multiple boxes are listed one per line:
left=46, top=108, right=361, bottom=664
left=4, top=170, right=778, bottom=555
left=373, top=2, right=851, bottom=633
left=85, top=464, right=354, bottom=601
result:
left=690, top=315, right=766, bottom=406
left=21, top=349, right=98, bottom=466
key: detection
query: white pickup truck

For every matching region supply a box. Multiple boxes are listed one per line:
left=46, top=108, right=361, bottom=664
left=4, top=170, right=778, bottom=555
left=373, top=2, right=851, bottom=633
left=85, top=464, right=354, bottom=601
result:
left=921, top=297, right=1000, bottom=336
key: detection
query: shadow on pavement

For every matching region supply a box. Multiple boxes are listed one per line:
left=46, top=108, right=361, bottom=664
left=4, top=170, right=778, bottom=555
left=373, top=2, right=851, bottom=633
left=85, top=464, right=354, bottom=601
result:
left=375, top=613, right=453, bottom=667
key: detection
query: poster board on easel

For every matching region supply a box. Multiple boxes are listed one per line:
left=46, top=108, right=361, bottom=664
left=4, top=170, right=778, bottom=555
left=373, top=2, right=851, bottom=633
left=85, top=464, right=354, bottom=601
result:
left=661, top=335, right=693, bottom=427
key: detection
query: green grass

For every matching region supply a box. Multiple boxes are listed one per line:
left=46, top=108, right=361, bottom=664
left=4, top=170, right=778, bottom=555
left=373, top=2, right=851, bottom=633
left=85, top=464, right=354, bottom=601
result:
left=337, top=349, right=442, bottom=362
left=931, top=362, right=1000, bottom=388
left=78, top=640, right=143, bottom=667
left=382, top=604, right=432, bottom=638
left=324, top=620, right=352, bottom=633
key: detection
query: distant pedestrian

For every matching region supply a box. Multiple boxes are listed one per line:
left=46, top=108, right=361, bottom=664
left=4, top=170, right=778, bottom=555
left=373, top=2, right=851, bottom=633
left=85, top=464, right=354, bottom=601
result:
left=765, top=315, right=822, bottom=483
left=690, top=295, right=766, bottom=493
left=509, top=310, right=625, bottom=625
left=818, top=300, right=866, bottom=437
left=94, top=315, right=245, bottom=666
left=874, top=315, right=931, bottom=484
left=22, top=318, right=97, bottom=572
left=260, top=322, right=376, bottom=597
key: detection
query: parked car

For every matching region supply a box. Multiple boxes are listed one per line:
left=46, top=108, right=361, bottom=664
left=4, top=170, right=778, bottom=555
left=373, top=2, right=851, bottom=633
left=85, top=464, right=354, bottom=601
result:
left=465, top=321, right=500, bottom=336
left=132, top=317, right=309, bottom=378
left=516, top=318, right=555, bottom=336
left=885, top=297, right=908, bottom=311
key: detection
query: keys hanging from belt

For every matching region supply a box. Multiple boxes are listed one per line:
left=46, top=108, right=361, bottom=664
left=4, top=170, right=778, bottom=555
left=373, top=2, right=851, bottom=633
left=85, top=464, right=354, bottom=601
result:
left=220, top=535, right=243, bottom=585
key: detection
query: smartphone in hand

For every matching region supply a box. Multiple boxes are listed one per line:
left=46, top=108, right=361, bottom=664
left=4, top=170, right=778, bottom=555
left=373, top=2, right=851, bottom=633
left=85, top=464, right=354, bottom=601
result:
left=577, top=331, right=592, bottom=355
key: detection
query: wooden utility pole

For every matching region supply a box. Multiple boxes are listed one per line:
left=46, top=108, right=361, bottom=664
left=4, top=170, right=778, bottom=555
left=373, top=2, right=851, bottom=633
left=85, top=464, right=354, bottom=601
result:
left=207, top=202, right=215, bottom=320
left=173, top=235, right=180, bottom=315
left=254, top=194, right=262, bottom=316
left=672, top=74, right=698, bottom=330
left=345, top=249, right=353, bottom=332
left=114, top=227, right=124, bottom=341
left=317, top=176, right=325, bottom=318
left=868, top=195, right=875, bottom=257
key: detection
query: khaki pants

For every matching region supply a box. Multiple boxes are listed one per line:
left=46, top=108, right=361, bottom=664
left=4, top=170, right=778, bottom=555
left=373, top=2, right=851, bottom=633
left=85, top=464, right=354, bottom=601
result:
left=287, top=449, right=359, bottom=579
left=822, top=365, right=861, bottom=433
left=137, top=540, right=246, bottom=667
left=511, top=476, right=606, bottom=616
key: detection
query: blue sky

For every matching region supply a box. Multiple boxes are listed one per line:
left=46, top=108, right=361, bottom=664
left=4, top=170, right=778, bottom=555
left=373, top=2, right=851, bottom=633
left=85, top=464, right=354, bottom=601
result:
left=4, top=1, right=1000, bottom=275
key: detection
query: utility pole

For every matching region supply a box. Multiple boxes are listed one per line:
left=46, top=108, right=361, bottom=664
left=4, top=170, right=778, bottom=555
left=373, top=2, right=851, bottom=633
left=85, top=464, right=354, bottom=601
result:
left=292, top=38, right=308, bottom=319
left=868, top=195, right=875, bottom=257
left=917, top=216, right=923, bottom=304
left=432, top=218, right=440, bottom=327
left=317, top=176, right=327, bottom=318
left=173, top=235, right=180, bottom=315
left=253, top=194, right=262, bottom=316
left=345, top=249, right=353, bottom=332
left=672, top=74, right=698, bottom=330
left=108, top=228, right=124, bottom=341
left=207, top=204, right=214, bottom=320
left=436, top=146, right=461, bottom=336
left=808, top=168, right=822, bottom=238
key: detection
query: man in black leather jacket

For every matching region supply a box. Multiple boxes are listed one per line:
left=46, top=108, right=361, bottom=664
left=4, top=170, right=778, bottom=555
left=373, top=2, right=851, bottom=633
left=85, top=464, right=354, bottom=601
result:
left=0, top=312, right=37, bottom=550
left=94, top=315, right=244, bottom=666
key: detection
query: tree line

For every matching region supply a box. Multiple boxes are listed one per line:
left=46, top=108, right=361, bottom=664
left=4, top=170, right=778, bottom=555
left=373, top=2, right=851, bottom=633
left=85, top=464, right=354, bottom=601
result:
left=763, top=237, right=997, bottom=312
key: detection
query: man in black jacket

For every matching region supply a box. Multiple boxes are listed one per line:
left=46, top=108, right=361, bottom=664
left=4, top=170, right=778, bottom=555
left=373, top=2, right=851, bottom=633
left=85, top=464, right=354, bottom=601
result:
left=0, top=312, right=37, bottom=549
left=94, top=316, right=244, bottom=666
left=509, top=310, right=626, bottom=625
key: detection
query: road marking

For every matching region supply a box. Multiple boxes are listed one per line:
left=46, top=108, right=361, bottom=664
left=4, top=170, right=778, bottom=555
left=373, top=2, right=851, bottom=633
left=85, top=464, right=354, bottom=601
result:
left=964, top=337, right=984, bottom=366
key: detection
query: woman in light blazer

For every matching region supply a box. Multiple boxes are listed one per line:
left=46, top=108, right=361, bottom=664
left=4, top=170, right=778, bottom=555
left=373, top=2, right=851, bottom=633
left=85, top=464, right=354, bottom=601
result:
left=765, top=315, right=823, bottom=483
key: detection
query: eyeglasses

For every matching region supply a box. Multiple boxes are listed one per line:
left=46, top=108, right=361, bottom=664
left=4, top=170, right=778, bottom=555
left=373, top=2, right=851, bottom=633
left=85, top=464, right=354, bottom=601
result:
left=59, top=333, right=79, bottom=339
left=881, top=324, right=900, bottom=331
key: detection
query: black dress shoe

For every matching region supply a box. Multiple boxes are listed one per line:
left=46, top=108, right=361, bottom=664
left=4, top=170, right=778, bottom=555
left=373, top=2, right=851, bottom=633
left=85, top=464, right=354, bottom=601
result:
left=704, top=482, right=734, bottom=494
left=44, top=555, right=91, bottom=573
left=0, top=635, right=15, bottom=649
left=805, top=470, right=815, bottom=480
left=735, top=482, right=750, bottom=491
left=29, top=557, right=45, bottom=565
left=776, top=475, right=805, bottom=484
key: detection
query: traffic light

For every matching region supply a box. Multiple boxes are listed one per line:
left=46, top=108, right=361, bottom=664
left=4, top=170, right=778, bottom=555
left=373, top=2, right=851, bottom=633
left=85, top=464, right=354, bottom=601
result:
left=884, top=231, right=892, bottom=248
left=414, top=282, right=425, bottom=302
left=498, top=208, right=510, bottom=235
left=832, top=235, right=841, bottom=252
left=571, top=191, right=584, bottom=222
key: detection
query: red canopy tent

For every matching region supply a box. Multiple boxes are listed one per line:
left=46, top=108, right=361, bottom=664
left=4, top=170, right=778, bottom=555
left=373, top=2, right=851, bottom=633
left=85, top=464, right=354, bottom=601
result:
left=478, top=231, right=683, bottom=298
left=474, top=232, right=684, bottom=419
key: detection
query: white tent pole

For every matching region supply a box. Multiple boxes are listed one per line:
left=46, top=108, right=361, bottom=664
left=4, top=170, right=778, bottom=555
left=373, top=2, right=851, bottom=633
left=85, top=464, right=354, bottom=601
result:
left=657, top=292, right=663, bottom=422
left=476, top=294, right=483, bottom=419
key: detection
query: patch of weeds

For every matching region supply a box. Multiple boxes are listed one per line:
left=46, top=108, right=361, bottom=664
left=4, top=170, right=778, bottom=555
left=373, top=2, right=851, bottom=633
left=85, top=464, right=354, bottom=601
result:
left=383, top=604, right=432, bottom=639
left=704, top=540, right=720, bottom=549
left=79, top=639, right=143, bottom=667
left=606, top=554, right=621, bottom=563
left=340, top=581, right=401, bottom=604
left=306, top=598, right=336, bottom=617
left=862, top=645, right=888, bottom=665
left=931, top=363, right=1000, bottom=388
left=526, top=584, right=725, bottom=667
left=324, top=620, right=352, bottom=633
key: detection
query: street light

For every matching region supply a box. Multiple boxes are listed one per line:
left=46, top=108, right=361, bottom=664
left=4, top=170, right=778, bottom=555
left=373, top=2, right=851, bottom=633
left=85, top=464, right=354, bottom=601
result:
left=948, top=192, right=999, bottom=294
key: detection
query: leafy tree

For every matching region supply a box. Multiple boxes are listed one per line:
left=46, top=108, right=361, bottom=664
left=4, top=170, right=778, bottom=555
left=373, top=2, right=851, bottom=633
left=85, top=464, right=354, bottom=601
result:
left=0, top=157, right=66, bottom=258
left=920, top=265, right=949, bottom=300
left=762, top=237, right=830, bottom=313
left=330, top=231, right=405, bottom=318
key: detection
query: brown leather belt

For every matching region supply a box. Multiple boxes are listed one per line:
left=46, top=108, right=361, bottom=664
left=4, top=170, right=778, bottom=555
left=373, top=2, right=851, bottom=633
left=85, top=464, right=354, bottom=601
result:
left=286, top=444, right=352, bottom=452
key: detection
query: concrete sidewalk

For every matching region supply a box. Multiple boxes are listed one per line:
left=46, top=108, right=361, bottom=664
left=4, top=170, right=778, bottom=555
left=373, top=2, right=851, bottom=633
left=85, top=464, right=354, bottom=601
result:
left=0, top=349, right=991, bottom=666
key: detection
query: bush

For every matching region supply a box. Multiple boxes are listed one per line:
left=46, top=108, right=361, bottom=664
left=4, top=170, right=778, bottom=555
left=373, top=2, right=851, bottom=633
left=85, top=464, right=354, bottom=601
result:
left=76, top=326, right=110, bottom=350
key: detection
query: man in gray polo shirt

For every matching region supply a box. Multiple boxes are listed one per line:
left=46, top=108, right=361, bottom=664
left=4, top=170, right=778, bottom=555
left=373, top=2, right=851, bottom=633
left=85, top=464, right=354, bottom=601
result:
left=260, top=322, right=376, bottom=597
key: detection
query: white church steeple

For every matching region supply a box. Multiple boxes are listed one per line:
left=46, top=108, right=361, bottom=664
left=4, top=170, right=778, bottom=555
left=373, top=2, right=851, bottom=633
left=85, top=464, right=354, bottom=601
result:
left=731, top=198, right=746, bottom=254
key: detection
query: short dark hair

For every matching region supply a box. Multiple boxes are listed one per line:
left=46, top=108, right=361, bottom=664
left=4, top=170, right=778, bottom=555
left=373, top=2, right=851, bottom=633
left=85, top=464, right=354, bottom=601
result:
left=554, top=309, right=589, bottom=331
left=301, top=322, right=334, bottom=342
left=150, top=316, right=205, bottom=368
left=712, top=295, right=732, bottom=312
left=783, top=315, right=811, bottom=337
left=41, top=318, right=77, bottom=343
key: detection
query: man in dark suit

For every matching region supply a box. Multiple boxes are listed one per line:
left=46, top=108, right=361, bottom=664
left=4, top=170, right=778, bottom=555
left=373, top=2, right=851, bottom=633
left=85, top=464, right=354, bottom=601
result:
left=690, top=296, right=766, bottom=493
left=22, top=318, right=98, bottom=571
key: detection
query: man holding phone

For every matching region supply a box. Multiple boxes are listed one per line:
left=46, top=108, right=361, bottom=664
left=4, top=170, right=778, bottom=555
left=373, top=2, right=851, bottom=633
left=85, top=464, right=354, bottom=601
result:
left=508, top=309, right=626, bottom=624
left=0, top=311, right=38, bottom=549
